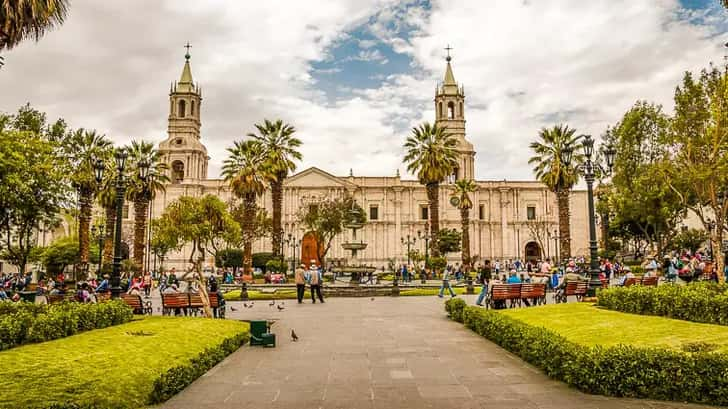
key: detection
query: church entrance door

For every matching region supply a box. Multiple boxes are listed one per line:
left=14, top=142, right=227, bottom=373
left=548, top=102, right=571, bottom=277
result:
left=524, top=241, right=541, bottom=262
left=301, top=232, right=322, bottom=269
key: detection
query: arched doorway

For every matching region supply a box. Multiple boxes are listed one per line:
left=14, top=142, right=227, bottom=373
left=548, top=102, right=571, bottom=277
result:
left=524, top=241, right=540, bottom=262
left=301, top=232, right=322, bottom=269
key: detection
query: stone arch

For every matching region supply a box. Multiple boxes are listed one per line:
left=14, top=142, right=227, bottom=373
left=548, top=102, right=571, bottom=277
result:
left=178, top=99, right=186, bottom=117
left=447, top=101, right=455, bottom=119
left=171, top=160, right=185, bottom=183
left=524, top=241, right=541, bottom=262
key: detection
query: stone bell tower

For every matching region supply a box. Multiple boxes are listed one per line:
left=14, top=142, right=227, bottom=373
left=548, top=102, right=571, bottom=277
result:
left=158, top=44, right=209, bottom=184
left=434, top=47, right=475, bottom=181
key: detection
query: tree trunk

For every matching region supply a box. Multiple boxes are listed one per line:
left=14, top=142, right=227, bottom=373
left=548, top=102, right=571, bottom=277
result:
left=460, top=207, right=470, bottom=270
left=271, top=177, right=283, bottom=257
left=714, top=229, right=725, bottom=283
left=78, top=189, right=93, bottom=271
left=427, top=182, right=440, bottom=258
left=556, top=188, right=572, bottom=261
left=242, top=193, right=256, bottom=274
left=133, top=198, right=149, bottom=269
left=103, top=205, right=115, bottom=265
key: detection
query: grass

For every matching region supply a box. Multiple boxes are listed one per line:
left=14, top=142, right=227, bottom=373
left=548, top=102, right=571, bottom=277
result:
left=400, top=286, right=481, bottom=296
left=0, top=316, right=249, bottom=409
left=501, top=303, right=728, bottom=353
left=224, top=289, right=298, bottom=300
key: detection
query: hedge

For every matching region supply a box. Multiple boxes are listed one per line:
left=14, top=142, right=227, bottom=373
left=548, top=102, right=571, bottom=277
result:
left=444, top=299, right=728, bottom=405
left=597, top=282, right=728, bottom=325
left=0, top=300, right=133, bottom=351
left=149, top=330, right=249, bottom=404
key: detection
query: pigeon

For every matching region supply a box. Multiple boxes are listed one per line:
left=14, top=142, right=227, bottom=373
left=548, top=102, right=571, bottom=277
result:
left=246, top=303, right=254, bottom=309
left=370, top=297, right=374, bottom=301
left=243, top=302, right=248, bottom=308
left=277, top=304, right=285, bottom=311
left=291, top=329, right=299, bottom=342
left=230, top=306, right=238, bottom=312
left=269, top=300, right=275, bottom=307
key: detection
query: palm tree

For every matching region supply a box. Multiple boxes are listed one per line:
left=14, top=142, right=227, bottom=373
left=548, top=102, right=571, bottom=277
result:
left=249, top=119, right=302, bottom=257
left=403, top=122, right=459, bottom=258
left=0, top=0, right=69, bottom=50
left=126, top=141, right=170, bottom=269
left=452, top=179, right=477, bottom=270
left=222, top=140, right=271, bottom=274
left=63, top=128, right=112, bottom=274
left=528, top=124, right=584, bottom=262
left=96, top=160, right=118, bottom=266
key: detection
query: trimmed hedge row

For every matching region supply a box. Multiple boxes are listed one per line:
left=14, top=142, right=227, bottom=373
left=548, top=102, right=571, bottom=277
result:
left=149, top=330, right=249, bottom=404
left=0, top=300, right=133, bottom=351
left=445, top=298, right=728, bottom=406
left=597, top=282, right=728, bottom=325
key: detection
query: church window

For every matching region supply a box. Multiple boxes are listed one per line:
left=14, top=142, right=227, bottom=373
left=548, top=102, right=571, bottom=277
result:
left=309, top=204, right=319, bottom=214
left=420, top=205, right=429, bottom=220
left=369, top=205, right=379, bottom=221
left=459, top=102, right=463, bottom=118
left=172, top=160, right=184, bottom=183
left=191, top=100, right=195, bottom=116
left=479, top=204, right=485, bottom=220
left=527, top=206, right=536, bottom=220
left=447, top=101, right=455, bottom=119
left=178, top=100, right=186, bottom=117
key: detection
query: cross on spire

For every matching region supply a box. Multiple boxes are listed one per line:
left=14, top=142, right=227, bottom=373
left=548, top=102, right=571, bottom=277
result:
left=444, top=44, right=453, bottom=62
left=184, top=42, right=191, bottom=61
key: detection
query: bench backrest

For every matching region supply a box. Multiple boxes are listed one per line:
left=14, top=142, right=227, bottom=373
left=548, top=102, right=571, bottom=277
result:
left=624, top=278, right=637, bottom=287
left=507, top=284, right=521, bottom=299
left=641, top=276, right=658, bottom=286
left=121, top=293, right=143, bottom=309
left=162, top=292, right=188, bottom=308
left=576, top=282, right=589, bottom=294
left=564, top=281, right=579, bottom=295
left=491, top=284, right=510, bottom=300
left=188, top=294, right=204, bottom=308
left=208, top=292, right=220, bottom=308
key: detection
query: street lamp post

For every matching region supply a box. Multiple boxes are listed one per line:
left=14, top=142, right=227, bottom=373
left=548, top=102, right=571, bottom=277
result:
left=284, top=233, right=301, bottom=273
left=400, top=234, right=416, bottom=287
left=418, top=224, right=432, bottom=284
left=561, top=135, right=616, bottom=297
left=91, top=224, right=105, bottom=276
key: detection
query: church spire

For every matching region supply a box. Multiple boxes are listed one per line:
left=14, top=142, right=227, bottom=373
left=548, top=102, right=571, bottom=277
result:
left=443, top=45, right=456, bottom=85
left=176, top=43, right=195, bottom=93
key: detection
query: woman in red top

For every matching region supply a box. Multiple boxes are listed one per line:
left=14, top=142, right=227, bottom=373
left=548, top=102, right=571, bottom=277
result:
left=142, top=272, right=152, bottom=297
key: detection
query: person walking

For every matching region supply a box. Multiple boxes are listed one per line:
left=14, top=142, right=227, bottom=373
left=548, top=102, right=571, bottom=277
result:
left=438, top=267, right=456, bottom=298
left=295, top=263, right=306, bottom=304
left=307, top=260, right=325, bottom=303
left=475, top=260, right=492, bottom=306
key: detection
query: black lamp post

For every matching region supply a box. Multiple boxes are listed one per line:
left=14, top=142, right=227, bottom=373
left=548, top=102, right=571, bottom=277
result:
left=561, top=135, right=616, bottom=297
left=401, top=234, right=416, bottom=266
left=284, top=233, right=300, bottom=273
left=418, top=224, right=432, bottom=284
left=91, top=224, right=105, bottom=276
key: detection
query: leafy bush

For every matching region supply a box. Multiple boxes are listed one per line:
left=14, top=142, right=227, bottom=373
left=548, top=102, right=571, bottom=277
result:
left=252, top=252, right=276, bottom=269
left=445, top=297, right=466, bottom=322
left=448, top=304, right=728, bottom=405
left=265, top=258, right=287, bottom=273
left=597, top=282, right=728, bottom=325
left=0, top=300, right=133, bottom=351
left=149, top=331, right=249, bottom=404
left=215, top=249, right=244, bottom=269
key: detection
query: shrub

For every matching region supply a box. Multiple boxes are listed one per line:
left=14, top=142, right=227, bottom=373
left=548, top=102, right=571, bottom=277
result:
left=448, top=304, right=728, bottom=405
left=149, top=331, right=249, bottom=404
left=597, top=282, right=728, bottom=325
left=0, top=300, right=133, bottom=351
left=265, top=258, right=287, bottom=273
left=445, top=297, right=466, bottom=322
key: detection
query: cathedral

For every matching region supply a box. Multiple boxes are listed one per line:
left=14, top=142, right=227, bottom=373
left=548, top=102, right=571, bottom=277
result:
left=139, top=52, right=593, bottom=270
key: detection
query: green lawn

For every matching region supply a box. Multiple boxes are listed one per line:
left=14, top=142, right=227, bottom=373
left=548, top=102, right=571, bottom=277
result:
left=0, top=316, right=249, bottom=409
left=400, top=286, right=481, bottom=296
left=224, top=289, right=298, bottom=300
left=501, top=303, right=728, bottom=353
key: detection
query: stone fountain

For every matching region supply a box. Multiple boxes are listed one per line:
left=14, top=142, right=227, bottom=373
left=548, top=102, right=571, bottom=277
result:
left=335, top=206, right=375, bottom=285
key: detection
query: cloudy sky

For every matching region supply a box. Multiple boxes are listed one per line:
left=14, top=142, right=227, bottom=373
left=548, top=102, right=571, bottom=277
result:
left=1, top=0, right=727, bottom=180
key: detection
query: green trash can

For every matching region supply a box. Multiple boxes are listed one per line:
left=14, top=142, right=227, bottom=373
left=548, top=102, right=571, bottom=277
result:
left=18, top=291, right=36, bottom=303
left=249, top=320, right=276, bottom=347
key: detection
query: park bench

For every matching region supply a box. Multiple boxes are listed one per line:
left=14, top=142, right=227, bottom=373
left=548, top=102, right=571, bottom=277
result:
left=488, top=284, right=511, bottom=309
left=208, top=292, right=225, bottom=318
left=507, top=283, right=522, bottom=307
left=520, top=283, right=546, bottom=306
left=47, top=293, right=74, bottom=304
left=623, top=278, right=637, bottom=287
left=121, top=293, right=152, bottom=315
left=161, top=292, right=189, bottom=316
left=640, top=276, right=658, bottom=286
left=556, top=281, right=588, bottom=303
left=94, top=292, right=111, bottom=302
left=600, top=278, right=609, bottom=289
left=161, top=292, right=224, bottom=317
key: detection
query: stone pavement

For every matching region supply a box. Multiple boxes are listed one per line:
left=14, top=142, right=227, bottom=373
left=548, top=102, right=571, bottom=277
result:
left=161, top=295, right=716, bottom=409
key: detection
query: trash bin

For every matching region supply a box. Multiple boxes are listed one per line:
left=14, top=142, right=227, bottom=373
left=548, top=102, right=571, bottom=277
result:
left=249, top=320, right=275, bottom=347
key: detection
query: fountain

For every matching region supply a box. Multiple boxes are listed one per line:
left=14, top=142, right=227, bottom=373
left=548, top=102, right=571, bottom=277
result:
left=334, top=204, right=375, bottom=285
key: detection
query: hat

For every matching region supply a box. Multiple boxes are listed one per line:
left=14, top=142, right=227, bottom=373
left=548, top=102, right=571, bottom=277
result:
left=310, top=259, right=316, bottom=263
left=664, top=255, right=671, bottom=259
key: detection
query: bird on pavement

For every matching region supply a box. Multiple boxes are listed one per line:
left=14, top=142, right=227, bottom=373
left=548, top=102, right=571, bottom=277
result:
left=247, top=303, right=254, bottom=308
left=269, top=300, right=275, bottom=307
left=277, top=304, right=285, bottom=311
left=370, top=297, right=374, bottom=301
left=291, top=329, right=299, bottom=342
left=243, top=302, right=248, bottom=308
left=230, top=306, right=238, bottom=312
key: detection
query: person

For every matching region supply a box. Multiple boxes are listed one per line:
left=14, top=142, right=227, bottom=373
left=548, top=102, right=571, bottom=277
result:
left=0, top=287, right=8, bottom=301
left=127, top=275, right=143, bottom=296
left=295, top=263, right=306, bottom=304
left=75, top=283, right=91, bottom=303
left=438, top=267, right=456, bottom=298
left=507, top=270, right=521, bottom=284
left=618, top=269, right=636, bottom=286
left=307, top=261, right=324, bottom=303
left=475, top=260, right=492, bottom=306
left=142, top=271, right=152, bottom=297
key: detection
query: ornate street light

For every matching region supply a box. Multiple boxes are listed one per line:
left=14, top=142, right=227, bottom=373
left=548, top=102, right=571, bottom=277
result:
left=418, top=223, right=433, bottom=284
left=561, top=135, right=616, bottom=296
left=91, top=224, right=105, bottom=275
left=400, top=234, right=416, bottom=286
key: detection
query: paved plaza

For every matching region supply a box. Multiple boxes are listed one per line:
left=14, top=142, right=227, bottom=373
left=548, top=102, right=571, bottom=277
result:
left=161, top=296, right=716, bottom=409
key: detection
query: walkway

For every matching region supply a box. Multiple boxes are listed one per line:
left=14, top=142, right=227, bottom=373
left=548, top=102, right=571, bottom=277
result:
left=162, top=295, right=715, bottom=409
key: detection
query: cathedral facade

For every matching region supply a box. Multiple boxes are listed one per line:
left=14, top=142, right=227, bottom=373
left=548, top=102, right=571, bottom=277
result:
left=136, top=53, right=593, bottom=270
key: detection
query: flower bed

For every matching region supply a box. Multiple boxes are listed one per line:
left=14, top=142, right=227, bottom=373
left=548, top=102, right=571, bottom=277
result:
left=445, top=299, right=728, bottom=406
left=597, top=282, right=728, bottom=325
left=0, top=300, right=133, bottom=351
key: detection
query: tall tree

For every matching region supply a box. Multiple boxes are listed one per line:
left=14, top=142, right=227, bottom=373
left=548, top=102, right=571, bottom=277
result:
left=403, top=122, right=459, bottom=258
left=528, top=124, right=583, bottom=261
left=96, top=158, right=118, bottom=265
left=0, top=0, right=69, bottom=50
left=222, top=140, right=271, bottom=274
left=249, top=119, right=302, bottom=257
left=664, top=64, right=728, bottom=280
left=125, top=140, right=169, bottom=269
left=297, top=196, right=365, bottom=264
left=63, top=128, right=112, bottom=274
left=451, top=179, right=476, bottom=270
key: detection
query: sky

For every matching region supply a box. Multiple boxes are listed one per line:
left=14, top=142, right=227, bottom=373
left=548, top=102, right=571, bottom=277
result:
left=1, top=0, right=728, bottom=181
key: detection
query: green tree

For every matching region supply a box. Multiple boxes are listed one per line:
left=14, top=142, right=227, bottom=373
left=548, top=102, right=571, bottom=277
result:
left=607, top=101, right=685, bottom=255
left=125, top=140, right=170, bottom=268
left=0, top=0, right=69, bottom=51
left=671, top=228, right=710, bottom=254
left=528, top=124, right=584, bottom=261
left=40, top=235, right=99, bottom=275
left=437, top=228, right=461, bottom=255
left=215, top=248, right=244, bottom=272
left=451, top=179, right=476, bottom=269
left=96, top=159, right=119, bottom=264
left=297, top=196, right=366, bottom=264
left=222, top=140, right=272, bottom=274
left=403, top=122, right=459, bottom=258
left=249, top=119, right=302, bottom=257
left=62, top=128, right=112, bottom=273
left=663, top=64, right=728, bottom=280
left=154, top=195, right=240, bottom=317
